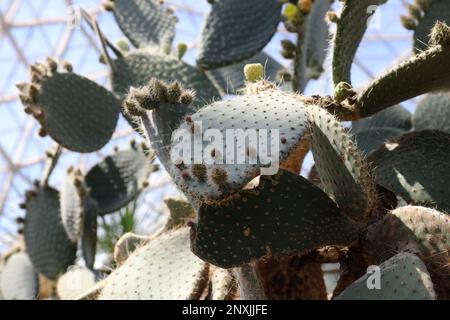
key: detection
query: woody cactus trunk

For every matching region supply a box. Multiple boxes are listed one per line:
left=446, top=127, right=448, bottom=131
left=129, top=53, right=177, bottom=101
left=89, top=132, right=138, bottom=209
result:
left=3, top=0, right=450, bottom=300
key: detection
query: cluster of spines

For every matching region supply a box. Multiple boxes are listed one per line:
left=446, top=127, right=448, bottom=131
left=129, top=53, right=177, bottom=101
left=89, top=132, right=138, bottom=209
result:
left=400, top=0, right=432, bottom=30
left=66, top=166, right=88, bottom=201
left=16, top=58, right=73, bottom=138
left=122, top=78, right=196, bottom=118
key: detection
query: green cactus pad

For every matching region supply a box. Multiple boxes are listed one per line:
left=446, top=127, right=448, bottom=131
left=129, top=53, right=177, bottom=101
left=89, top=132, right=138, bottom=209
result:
left=57, top=266, right=96, bottom=300
left=112, top=49, right=221, bottom=104
left=98, top=228, right=209, bottom=300
left=354, top=128, right=405, bottom=155
left=368, top=130, right=450, bottom=213
left=191, top=170, right=358, bottom=268
left=85, top=143, right=156, bottom=215
left=0, top=252, right=38, bottom=300
left=163, top=196, right=195, bottom=231
left=19, top=60, right=120, bottom=153
left=303, top=0, right=333, bottom=81
left=412, top=0, right=450, bottom=52
left=113, top=232, right=150, bottom=266
left=169, top=87, right=309, bottom=201
left=60, top=167, right=87, bottom=243
left=108, top=0, right=177, bottom=48
left=413, top=93, right=450, bottom=133
left=357, top=39, right=450, bottom=117
left=335, top=252, right=436, bottom=300
left=352, top=105, right=412, bottom=132
left=332, top=0, right=389, bottom=85
left=210, top=267, right=236, bottom=300
left=81, top=197, right=98, bottom=269
left=366, top=206, right=450, bottom=260
left=207, top=52, right=284, bottom=95
left=196, top=0, right=281, bottom=69
left=307, top=105, right=376, bottom=221
left=24, top=186, right=77, bottom=280
left=365, top=205, right=450, bottom=299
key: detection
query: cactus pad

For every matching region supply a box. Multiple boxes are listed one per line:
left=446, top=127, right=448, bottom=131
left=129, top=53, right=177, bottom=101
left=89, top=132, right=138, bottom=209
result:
left=60, top=167, right=87, bottom=243
left=410, top=0, right=450, bottom=52
left=196, top=0, right=281, bottom=69
left=19, top=59, right=120, bottom=152
left=365, top=205, right=450, bottom=299
left=354, top=128, right=405, bottom=155
left=191, top=170, right=358, bottom=268
left=332, top=0, right=389, bottom=85
left=0, top=252, right=38, bottom=300
left=335, top=252, right=436, bottom=300
left=207, top=52, right=285, bottom=95
left=107, top=0, right=177, bottom=48
left=357, top=30, right=450, bottom=117
left=303, top=0, right=332, bottom=81
left=98, top=228, right=209, bottom=300
left=352, top=105, right=412, bottom=132
left=163, top=196, right=195, bottom=231
left=366, top=206, right=450, bottom=260
left=81, top=197, right=98, bottom=269
left=368, top=130, right=450, bottom=213
left=57, top=266, right=96, bottom=300
left=307, top=105, right=376, bottom=221
left=112, top=49, right=221, bottom=104
left=413, top=93, right=450, bottom=133
left=85, top=143, right=156, bottom=215
left=210, top=267, right=237, bottom=300
left=24, top=186, right=77, bottom=280
left=169, top=87, right=309, bottom=201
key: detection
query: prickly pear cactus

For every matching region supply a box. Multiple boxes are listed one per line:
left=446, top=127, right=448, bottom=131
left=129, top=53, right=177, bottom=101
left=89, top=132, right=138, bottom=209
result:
left=335, top=252, right=436, bottom=300
left=196, top=0, right=282, bottom=69
left=9, top=0, right=450, bottom=302
left=413, top=93, right=450, bottom=132
left=0, top=252, right=38, bottom=300
left=60, top=167, right=87, bottom=243
left=85, top=142, right=157, bottom=215
left=57, top=266, right=96, bottom=300
left=368, top=130, right=450, bottom=213
left=18, top=59, right=120, bottom=153
left=191, top=170, right=357, bottom=268
left=23, top=186, right=77, bottom=280
left=105, top=0, right=177, bottom=48
left=98, top=228, right=209, bottom=300
left=168, top=87, right=310, bottom=202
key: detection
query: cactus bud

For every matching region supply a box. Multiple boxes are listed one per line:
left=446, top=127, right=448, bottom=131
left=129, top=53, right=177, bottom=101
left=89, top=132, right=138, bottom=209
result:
left=63, top=61, right=73, bottom=72
left=38, top=128, right=48, bottom=137
left=283, top=3, right=299, bottom=24
left=192, top=164, right=207, bottom=182
left=429, top=21, right=450, bottom=47
left=166, top=82, right=182, bottom=103
left=176, top=43, right=188, bottom=59
left=400, top=15, right=417, bottom=30
left=326, top=11, right=339, bottom=24
left=211, top=167, right=228, bottom=186
left=334, top=81, right=356, bottom=103
left=46, top=57, right=58, bottom=73
left=244, top=63, right=264, bottom=83
left=116, top=38, right=130, bottom=52
left=298, top=0, right=312, bottom=15
left=180, top=90, right=195, bottom=105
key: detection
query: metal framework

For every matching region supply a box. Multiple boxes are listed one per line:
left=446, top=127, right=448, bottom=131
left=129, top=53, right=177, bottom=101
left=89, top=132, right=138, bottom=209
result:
left=0, top=0, right=413, bottom=251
